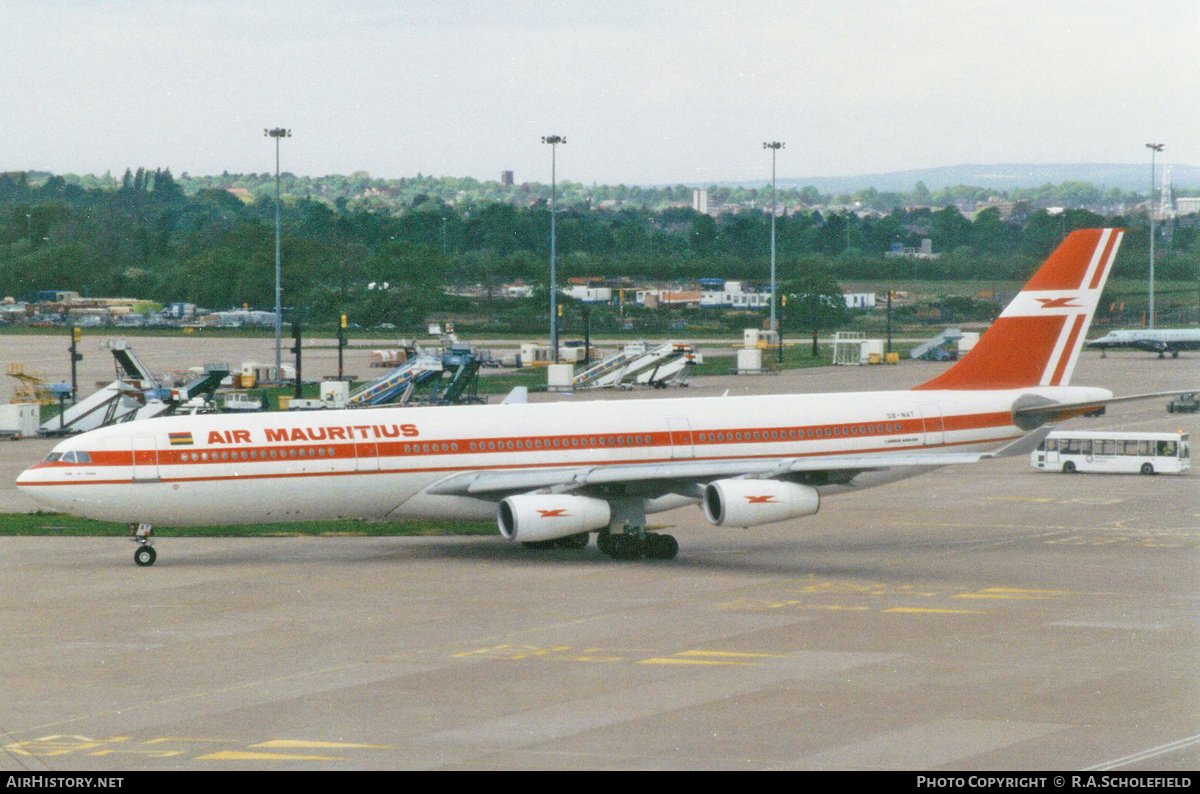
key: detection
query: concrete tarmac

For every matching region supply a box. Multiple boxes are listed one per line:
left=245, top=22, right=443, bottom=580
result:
left=0, top=346, right=1197, bottom=770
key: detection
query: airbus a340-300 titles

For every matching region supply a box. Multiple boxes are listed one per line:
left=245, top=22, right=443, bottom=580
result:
left=18, top=229, right=1189, bottom=566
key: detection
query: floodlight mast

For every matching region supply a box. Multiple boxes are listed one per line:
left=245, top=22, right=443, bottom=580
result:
left=265, top=127, right=291, bottom=380
left=542, top=135, right=566, bottom=362
left=763, top=142, right=785, bottom=348
left=1145, top=142, right=1164, bottom=329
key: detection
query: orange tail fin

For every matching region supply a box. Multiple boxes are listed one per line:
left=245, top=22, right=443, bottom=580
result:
left=914, top=228, right=1123, bottom=391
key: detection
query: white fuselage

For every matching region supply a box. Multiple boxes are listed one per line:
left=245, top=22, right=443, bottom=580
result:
left=16, top=385, right=1109, bottom=527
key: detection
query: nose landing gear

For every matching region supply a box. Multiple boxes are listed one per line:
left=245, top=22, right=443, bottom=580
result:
left=129, top=523, right=156, bottom=566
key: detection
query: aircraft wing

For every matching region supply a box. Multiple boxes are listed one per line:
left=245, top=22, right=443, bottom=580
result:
left=425, top=432, right=1043, bottom=501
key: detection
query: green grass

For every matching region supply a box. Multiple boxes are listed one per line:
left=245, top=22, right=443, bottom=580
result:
left=0, top=512, right=496, bottom=537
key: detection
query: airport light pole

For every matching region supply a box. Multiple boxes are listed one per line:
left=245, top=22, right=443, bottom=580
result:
left=542, top=135, right=565, bottom=362
left=763, top=142, right=784, bottom=350
left=1145, top=142, right=1163, bottom=329
left=265, top=127, right=291, bottom=380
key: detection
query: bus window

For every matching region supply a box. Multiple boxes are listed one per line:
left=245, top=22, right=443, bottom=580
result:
left=1139, top=441, right=1152, bottom=457
left=1123, top=440, right=1139, bottom=455
left=1066, top=439, right=1082, bottom=454
left=1158, top=441, right=1177, bottom=457
left=1101, top=440, right=1117, bottom=455
left=1045, top=439, right=1058, bottom=452
left=1081, top=440, right=1093, bottom=455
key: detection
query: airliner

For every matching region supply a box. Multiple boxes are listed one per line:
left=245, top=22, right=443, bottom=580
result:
left=1086, top=328, right=1200, bottom=358
left=18, top=229, right=1182, bottom=566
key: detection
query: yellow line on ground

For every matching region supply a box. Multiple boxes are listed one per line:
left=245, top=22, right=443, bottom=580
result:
left=252, top=740, right=395, bottom=750
left=637, top=658, right=755, bottom=666
left=675, top=650, right=784, bottom=659
left=196, top=750, right=344, bottom=762
left=883, top=607, right=989, bottom=614
left=978, top=587, right=1072, bottom=594
left=952, top=593, right=1051, bottom=600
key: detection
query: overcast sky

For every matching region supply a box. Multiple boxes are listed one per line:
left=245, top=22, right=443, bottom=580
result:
left=3, top=0, right=1196, bottom=185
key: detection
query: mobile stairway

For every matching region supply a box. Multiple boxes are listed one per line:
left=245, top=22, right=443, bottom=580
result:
left=40, top=342, right=228, bottom=435
left=620, top=341, right=696, bottom=387
left=428, top=347, right=485, bottom=405
left=347, top=354, right=443, bottom=406
left=909, top=328, right=963, bottom=360
left=634, top=344, right=699, bottom=387
left=570, top=343, right=647, bottom=388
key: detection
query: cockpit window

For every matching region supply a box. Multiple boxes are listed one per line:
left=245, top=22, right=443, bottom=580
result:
left=46, top=451, right=92, bottom=464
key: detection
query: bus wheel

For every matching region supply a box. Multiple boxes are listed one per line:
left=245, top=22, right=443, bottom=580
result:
left=1140, top=463, right=1155, bottom=475
left=1062, top=461, right=1076, bottom=474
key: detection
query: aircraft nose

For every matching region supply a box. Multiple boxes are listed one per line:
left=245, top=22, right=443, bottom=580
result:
left=15, top=464, right=66, bottom=510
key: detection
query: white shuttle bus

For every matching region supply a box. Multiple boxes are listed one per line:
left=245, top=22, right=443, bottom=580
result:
left=1032, top=430, right=1190, bottom=475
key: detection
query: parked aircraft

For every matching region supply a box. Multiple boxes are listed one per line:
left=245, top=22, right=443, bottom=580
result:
left=20, top=229, right=1179, bottom=567
left=1086, top=328, right=1200, bottom=358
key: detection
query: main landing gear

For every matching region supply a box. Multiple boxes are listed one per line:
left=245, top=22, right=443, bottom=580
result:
left=594, top=497, right=677, bottom=560
left=596, top=528, right=679, bottom=561
left=130, top=523, right=156, bottom=566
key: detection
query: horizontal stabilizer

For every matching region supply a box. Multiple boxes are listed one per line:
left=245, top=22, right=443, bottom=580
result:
left=1013, top=389, right=1199, bottom=425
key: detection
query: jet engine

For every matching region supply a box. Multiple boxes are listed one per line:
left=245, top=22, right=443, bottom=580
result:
left=497, top=494, right=612, bottom=543
left=702, top=479, right=820, bottom=528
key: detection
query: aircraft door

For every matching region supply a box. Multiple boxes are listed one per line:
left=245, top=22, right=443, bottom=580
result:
left=356, top=439, right=380, bottom=472
left=667, top=416, right=694, bottom=459
left=918, top=404, right=944, bottom=447
left=131, top=435, right=160, bottom=482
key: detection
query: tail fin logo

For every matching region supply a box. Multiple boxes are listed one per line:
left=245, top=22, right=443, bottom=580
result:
left=1035, top=297, right=1083, bottom=310
left=915, top=228, right=1123, bottom=391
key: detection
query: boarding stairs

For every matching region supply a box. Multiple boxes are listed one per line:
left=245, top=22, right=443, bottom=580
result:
left=348, top=354, right=443, bottom=405
left=909, top=328, right=963, bottom=360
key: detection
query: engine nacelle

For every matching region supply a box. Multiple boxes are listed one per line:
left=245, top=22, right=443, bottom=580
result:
left=702, top=479, right=820, bottom=528
left=497, top=494, right=612, bottom=543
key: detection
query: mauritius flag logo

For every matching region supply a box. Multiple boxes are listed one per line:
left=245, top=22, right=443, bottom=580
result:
left=168, top=432, right=194, bottom=446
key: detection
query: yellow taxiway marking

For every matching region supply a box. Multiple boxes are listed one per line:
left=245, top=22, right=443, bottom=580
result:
left=142, top=737, right=229, bottom=745
left=953, top=587, right=1072, bottom=600
left=638, top=657, right=756, bottom=666
left=197, top=750, right=344, bottom=762
left=252, top=740, right=395, bottom=750
left=638, top=649, right=783, bottom=666
left=883, top=607, right=989, bottom=615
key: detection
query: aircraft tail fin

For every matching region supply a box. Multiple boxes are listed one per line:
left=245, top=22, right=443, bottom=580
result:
left=914, top=228, right=1123, bottom=391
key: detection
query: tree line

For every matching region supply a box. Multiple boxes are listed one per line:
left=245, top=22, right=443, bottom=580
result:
left=1, top=170, right=1196, bottom=330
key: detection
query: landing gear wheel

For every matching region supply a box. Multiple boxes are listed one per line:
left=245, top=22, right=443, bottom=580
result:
left=597, top=529, right=616, bottom=556
left=1140, top=463, right=1155, bottom=475
left=610, top=534, right=644, bottom=560
left=1062, top=461, right=1076, bottom=474
left=645, top=534, right=679, bottom=560
left=134, top=545, right=156, bottom=567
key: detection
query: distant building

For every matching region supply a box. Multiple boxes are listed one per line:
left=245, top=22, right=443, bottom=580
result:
left=1176, top=197, right=1200, bottom=216
left=843, top=293, right=876, bottom=309
left=692, top=188, right=708, bottom=214
left=501, top=171, right=514, bottom=186
left=885, top=238, right=939, bottom=259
